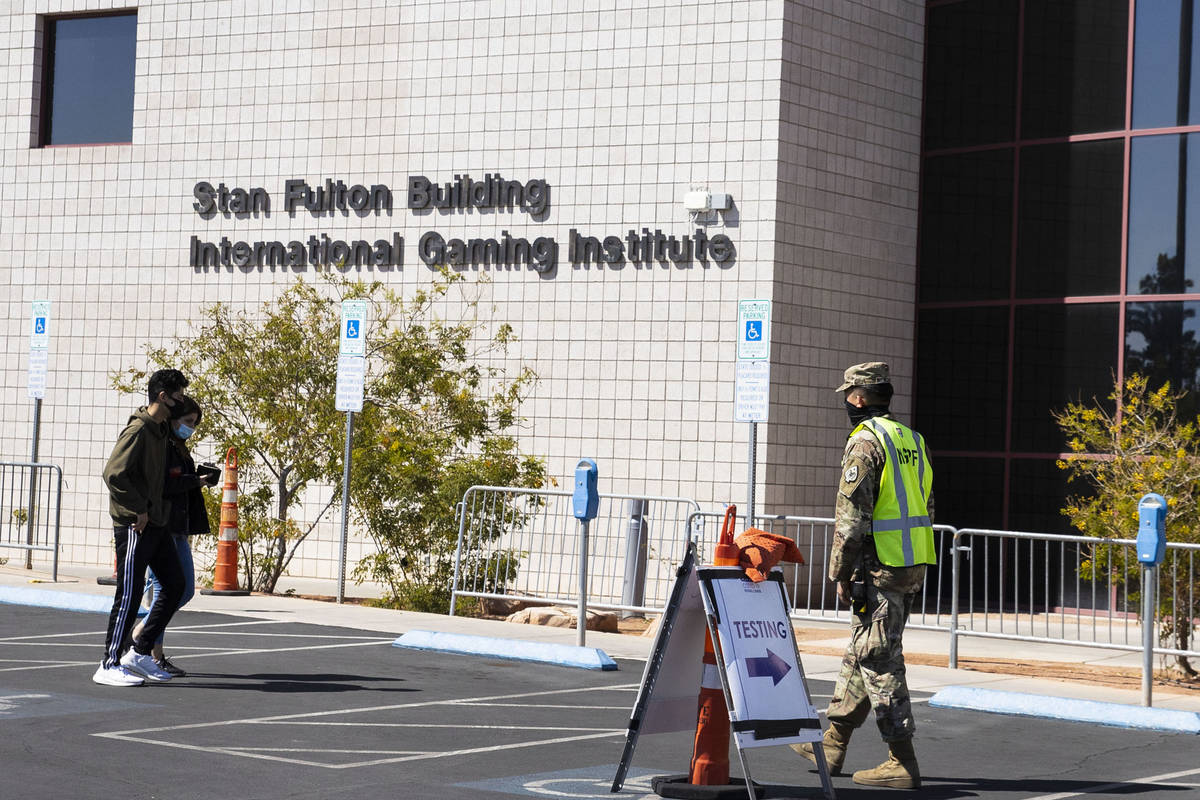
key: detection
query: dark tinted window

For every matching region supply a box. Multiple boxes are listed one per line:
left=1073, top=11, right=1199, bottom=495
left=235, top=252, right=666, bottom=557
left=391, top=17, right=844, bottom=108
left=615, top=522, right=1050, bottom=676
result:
left=924, top=0, right=1019, bottom=150
left=929, top=457, right=1005, bottom=530
left=42, top=13, right=137, bottom=146
left=1127, top=133, right=1200, bottom=294
left=1021, top=0, right=1128, bottom=139
left=915, top=307, right=1009, bottom=452
left=1132, top=0, right=1200, bottom=129
left=919, top=150, right=1014, bottom=303
left=1016, top=140, right=1123, bottom=298
left=1008, top=458, right=1075, bottom=534
left=1011, top=304, right=1119, bottom=451
left=1126, top=300, right=1200, bottom=417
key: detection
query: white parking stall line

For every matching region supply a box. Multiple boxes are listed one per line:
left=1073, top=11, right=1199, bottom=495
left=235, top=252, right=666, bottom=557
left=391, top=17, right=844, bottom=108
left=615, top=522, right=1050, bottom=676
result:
left=172, top=631, right=390, bottom=639
left=803, top=693, right=927, bottom=707
left=100, top=682, right=643, bottom=734
left=249, top=721, right=620, bottom=732
left=228, top=747, right=429, bottom=755
left=1022, top=766, right=1200, bottom=800
left=158, top=639, right=397, bottom=659
left=94, top=683, right=640, bottom=768
left=0, top=637, right=395, bottom=673
left=152, top=620, right=325, bottom=632
left=453, top=702, right=633, bottom=710
left=345, top=731, right=626, bottom=768
left=99, top=729, right=625, bottom=769
left=0, top=619, right=286, bottom=643
left=3, top=642, right=112, bottom=648
left=0, top=660, right=97, bottom=672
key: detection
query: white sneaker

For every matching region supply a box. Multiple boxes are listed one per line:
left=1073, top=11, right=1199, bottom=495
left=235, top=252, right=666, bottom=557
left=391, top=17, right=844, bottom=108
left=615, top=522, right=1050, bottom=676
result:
left=120, top=649, right=173, bottom=682
left=92, top=663, right=144, bottom=687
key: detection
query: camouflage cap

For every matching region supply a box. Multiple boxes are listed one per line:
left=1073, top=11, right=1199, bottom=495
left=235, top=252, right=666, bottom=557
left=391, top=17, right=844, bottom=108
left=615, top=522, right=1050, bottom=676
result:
left=835, top=361, right=891, bottom=393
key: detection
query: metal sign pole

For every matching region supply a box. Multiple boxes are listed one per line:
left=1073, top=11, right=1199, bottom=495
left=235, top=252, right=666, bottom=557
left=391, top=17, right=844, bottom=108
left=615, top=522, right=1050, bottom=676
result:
left=24, top=397, right=41, bottom=569
left=1142, top=563, right=1156, bottom=707
left=735, top=299, right=769, bottom=528
left=337, top=410, right=353, bottom=604
left=577, top=519, right=589, bottom=647
left=26, top=300, right=50, bottom=572
left=335, top=299, right=367, bottom=605
left=746, top=421, right=756, bottom=527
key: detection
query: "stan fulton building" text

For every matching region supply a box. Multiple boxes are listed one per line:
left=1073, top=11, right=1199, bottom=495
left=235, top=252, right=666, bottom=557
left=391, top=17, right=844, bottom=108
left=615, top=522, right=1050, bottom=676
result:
left=189, top=175, right=734, bottom=275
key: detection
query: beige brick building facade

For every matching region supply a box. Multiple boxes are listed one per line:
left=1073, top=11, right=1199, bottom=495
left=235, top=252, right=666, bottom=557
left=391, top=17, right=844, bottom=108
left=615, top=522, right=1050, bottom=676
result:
left=0, top=0, right=923, bottom=579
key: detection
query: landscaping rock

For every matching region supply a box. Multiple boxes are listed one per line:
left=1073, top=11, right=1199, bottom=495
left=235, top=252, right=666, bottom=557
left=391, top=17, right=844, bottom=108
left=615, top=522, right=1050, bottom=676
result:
left=506, top=605, right=618, bottom=632
left=479, top=597, right=551, bottom=617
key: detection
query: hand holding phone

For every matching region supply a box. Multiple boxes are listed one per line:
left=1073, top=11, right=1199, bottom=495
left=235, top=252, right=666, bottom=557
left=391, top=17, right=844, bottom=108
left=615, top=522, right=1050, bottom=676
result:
left=197, top=463, right=222, bottom=487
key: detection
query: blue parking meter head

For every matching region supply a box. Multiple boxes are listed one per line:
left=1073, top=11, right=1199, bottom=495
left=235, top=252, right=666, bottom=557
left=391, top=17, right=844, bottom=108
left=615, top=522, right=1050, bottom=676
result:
left=1137, top=493, right=1167, bottom=565
left=573, top=458, right=599, bottom=521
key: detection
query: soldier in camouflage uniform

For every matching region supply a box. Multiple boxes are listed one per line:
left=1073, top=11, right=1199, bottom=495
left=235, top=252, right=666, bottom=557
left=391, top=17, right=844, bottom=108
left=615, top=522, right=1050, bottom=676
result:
left=793, top=361, right=934, bottom=790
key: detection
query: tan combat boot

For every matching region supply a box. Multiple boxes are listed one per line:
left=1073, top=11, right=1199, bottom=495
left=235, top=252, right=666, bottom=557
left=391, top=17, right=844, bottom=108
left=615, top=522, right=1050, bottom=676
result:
left=789, top=722, right=853, bottom=775
left=852, top=737, right=920, bottom=789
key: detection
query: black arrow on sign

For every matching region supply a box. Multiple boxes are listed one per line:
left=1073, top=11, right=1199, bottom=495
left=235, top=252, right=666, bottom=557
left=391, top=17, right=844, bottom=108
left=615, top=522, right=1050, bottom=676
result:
left=745, top=649, right=791, bottom=685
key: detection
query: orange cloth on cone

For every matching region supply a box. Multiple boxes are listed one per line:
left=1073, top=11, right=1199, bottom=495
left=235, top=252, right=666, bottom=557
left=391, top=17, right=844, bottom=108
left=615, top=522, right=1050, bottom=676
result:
left=733, top=528, right=806, bottom=582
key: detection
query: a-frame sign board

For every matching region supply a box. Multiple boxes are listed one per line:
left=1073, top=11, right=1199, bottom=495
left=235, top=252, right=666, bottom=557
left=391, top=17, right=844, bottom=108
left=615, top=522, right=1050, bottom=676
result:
left=612, top=542, right=835, bottom=800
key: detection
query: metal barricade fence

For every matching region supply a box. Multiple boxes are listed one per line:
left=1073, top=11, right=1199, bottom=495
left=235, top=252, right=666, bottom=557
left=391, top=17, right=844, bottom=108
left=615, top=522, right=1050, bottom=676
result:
left=0, top=461, right=63, bottom=581
left=949, top=528, right=1200, bottom=668
left=448, top=486, right=700, bottom=617
left=448, top=489, right=1200, bottom=674
left=687, top=511, right=958, bottom=632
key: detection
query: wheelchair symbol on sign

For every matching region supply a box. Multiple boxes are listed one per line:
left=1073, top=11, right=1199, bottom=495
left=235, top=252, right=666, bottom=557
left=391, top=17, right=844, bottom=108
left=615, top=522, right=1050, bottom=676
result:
left=745, top=320, right=762, bottom=341
left=34, top=318, right=46, bottom=335
left=345, top=320, right=360, bottom=339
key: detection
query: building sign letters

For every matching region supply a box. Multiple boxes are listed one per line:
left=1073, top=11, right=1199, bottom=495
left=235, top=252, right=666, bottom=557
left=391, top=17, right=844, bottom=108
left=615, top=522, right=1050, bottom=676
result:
left=189, top=175, right=735, bottom=276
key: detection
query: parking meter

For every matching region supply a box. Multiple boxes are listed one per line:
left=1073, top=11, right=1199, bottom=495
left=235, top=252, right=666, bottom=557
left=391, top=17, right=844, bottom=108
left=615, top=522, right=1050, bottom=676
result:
left=1136, top=492, right=1167, bottom=707
left=572, top=459, right=599, bottom=647
left=573, top=458, right=599, bottom=521
left=1137, top=493, right=1166, bottom=565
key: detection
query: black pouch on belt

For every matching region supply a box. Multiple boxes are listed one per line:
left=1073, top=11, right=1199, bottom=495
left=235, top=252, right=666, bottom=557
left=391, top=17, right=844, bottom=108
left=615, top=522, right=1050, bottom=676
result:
left=850, top=579, right=867, bottom=613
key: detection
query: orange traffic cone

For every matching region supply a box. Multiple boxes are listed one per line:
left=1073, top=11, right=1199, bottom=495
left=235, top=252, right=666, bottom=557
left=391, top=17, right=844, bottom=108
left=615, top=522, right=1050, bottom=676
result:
left=687, top=506, right=742, bottom=786
left=201, top=447, right=248, bottom=596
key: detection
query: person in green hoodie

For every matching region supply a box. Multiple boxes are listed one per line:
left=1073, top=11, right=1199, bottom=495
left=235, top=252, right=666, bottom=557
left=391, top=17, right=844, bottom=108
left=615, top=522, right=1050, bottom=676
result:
left=94, top=368, right=191, bottom=687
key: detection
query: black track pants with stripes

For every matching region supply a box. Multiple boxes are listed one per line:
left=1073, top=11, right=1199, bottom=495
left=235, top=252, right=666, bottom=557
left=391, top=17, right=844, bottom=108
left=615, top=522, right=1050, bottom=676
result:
left=101, top=524, right=184, bottom=669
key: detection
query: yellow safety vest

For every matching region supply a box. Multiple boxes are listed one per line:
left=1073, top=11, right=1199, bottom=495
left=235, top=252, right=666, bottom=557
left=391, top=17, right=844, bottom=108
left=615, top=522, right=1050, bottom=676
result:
left=851, top=417, right=936, bottom=567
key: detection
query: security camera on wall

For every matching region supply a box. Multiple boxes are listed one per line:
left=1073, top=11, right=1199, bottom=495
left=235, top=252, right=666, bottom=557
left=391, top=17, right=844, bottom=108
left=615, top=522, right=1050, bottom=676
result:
left=684, top=190, right=732, bottom=225
left=684, top=191, right=712, bottom=212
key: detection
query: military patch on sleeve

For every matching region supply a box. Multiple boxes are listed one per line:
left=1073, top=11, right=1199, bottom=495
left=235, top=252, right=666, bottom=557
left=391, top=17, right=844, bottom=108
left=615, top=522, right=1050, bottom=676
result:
left=839, top=456, right=868, bottom=498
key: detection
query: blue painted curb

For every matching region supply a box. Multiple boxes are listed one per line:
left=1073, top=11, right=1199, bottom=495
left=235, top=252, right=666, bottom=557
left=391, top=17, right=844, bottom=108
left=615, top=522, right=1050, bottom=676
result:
left=0, top=585, right=118, bottom=614
left=393, top=630, right=618, bottom=671
left=930, top=686, right=1200, bottom=734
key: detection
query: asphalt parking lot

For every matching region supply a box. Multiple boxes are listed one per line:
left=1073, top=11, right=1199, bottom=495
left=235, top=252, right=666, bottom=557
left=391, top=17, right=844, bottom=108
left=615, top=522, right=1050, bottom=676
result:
left=2, top=602, right=1198, bottom=800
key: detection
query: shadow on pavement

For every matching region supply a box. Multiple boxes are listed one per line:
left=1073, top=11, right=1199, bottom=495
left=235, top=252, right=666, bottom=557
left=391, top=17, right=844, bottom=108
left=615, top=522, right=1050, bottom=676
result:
left=168, top=672, right=416, bottom=693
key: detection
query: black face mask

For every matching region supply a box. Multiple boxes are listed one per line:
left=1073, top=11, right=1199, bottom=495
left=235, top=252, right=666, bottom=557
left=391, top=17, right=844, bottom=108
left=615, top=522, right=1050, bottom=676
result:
left=845, top=401, right=888, bottom=426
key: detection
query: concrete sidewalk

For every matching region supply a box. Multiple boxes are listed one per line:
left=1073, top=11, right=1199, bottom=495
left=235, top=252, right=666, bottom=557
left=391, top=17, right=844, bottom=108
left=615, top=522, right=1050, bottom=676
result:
left=3, top=561, right=1198, bottom=719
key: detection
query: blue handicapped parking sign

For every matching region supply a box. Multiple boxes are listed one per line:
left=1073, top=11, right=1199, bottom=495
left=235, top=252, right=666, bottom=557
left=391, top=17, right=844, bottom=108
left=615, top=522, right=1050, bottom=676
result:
left=745, top=320, right=762, bottom=341
left=345, top=319, right=360, bottom=339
